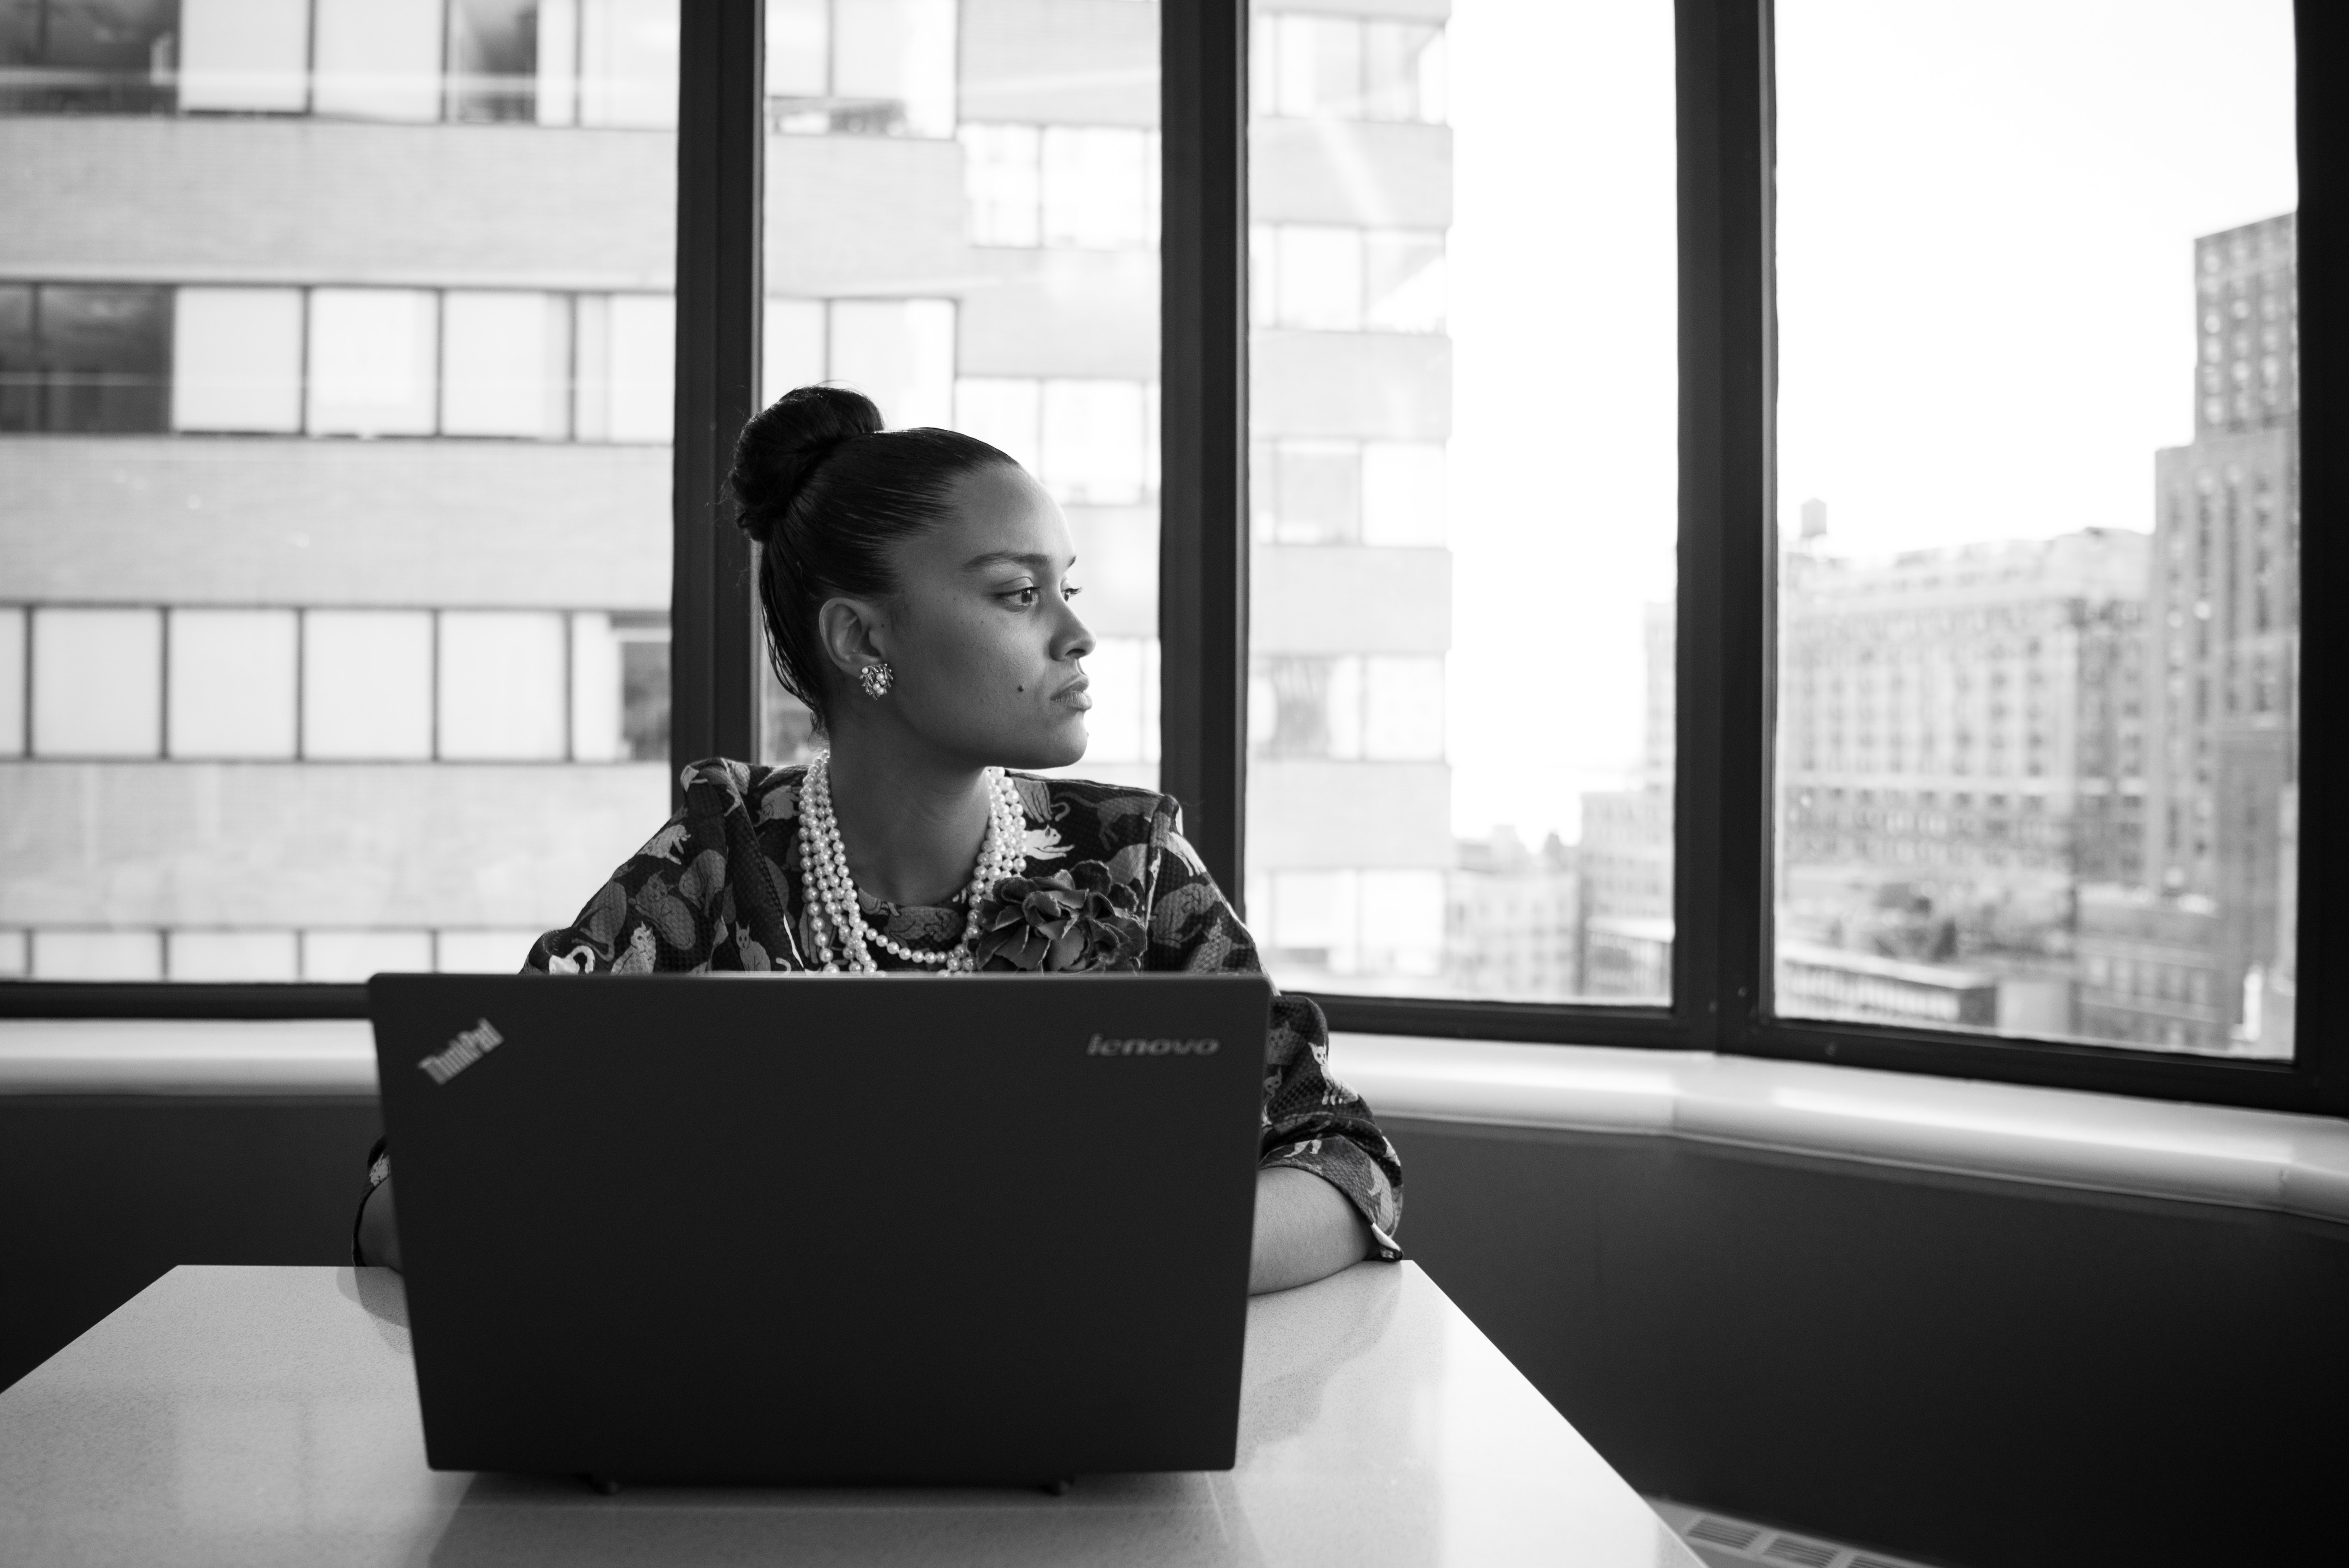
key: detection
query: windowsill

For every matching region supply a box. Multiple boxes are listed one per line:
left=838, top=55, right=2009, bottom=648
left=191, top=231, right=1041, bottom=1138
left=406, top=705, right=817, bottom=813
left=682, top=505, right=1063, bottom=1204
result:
left=1327, top=1032, right=2349, bottom=1226
left=0, top=1019, right=377, bottom=1096
left=2, top=1017, right=2343, bottom=1225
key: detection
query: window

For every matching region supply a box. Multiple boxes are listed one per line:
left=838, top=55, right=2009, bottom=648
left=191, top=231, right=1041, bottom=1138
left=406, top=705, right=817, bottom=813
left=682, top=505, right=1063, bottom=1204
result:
left=0, top=0, right=179, bottom=113
left=960, top=124, right=1158, bottom=252
left=1774, top=0, right=2297, bottom=1059
left=1245, top=0, right=1675, bottom=1003
left=0, top=0, right=678, bottom=981
left=0, top=0, right=680, bottom=125
left=756, top=1, right=1159, bottom=791
left=0, top=285, right=170, bottom=433
left=765, top=0, right=954, bottom=138
left=1252, top=12, right=1446, bottom=125
left=7, top=0, right=2340, bottom=1122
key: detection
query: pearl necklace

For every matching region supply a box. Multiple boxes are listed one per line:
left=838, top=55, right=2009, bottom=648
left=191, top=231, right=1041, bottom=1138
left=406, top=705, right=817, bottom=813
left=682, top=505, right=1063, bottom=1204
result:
left=796, top=751, right=1024, bottom=974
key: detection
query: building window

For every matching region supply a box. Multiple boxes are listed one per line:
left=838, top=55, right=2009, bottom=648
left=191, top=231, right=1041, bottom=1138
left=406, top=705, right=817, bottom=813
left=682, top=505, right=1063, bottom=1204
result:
left=0, top=284, right=170, bottom=434
left=960, top=123, right=1159, bottom=251
left=1253, top=225, right=1446, bottom=334
left=766, top=0, right=955, bottom=138
left=1252, top=12, right=1446, bottom=125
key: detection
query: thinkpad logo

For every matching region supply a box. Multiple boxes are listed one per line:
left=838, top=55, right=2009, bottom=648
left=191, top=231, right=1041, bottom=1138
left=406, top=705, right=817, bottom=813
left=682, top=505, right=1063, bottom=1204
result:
left=419, top=1019, right=504, bottom=1085
left=1086, top=1033, right=1220, bottom=1057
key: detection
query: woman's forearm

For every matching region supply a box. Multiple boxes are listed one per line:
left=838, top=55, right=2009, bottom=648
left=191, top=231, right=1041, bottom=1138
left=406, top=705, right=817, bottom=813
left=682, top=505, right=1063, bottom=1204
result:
left=357, top=1177, right=403, bottom=1272
left=1247, top=1165, right=1370, bottom=1294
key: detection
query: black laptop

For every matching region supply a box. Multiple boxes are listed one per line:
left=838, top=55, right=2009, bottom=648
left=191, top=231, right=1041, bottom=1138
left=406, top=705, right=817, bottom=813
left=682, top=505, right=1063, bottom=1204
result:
left=367, top=971, right=1272, bottom=1487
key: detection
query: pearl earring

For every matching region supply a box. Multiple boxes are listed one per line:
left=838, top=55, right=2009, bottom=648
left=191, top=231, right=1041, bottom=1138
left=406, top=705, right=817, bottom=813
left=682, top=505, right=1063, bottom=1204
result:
left=859, top=662, right=894, bottom=698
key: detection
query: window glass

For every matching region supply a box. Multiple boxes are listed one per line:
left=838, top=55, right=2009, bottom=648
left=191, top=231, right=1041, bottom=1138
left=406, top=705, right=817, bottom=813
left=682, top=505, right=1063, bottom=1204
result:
left=312, top=0, right=446, bottom=122
left=0, top=0, right=661, bottom=124
left=833, top=0, right=955, bottom=137
left=449, top=0, right=542, bottom=122
left=0, top=284, right=170, bottom=434
left=32, top=609, right=161, bottom=757
left=758, top=0, right=1161, bottom=792
left=437, top=611, right=570, bottom=761
left=171, top=288, right=304, bottom=434
left=301, top=612, right=436, bottom=760
left=169, top=931, right=300, bottom=983
left=577, top=0, right=678, bottom=129
left=179, top=0, right=312, bottom=113
left=306, top=288, right=439, bottom=437
left=0, top=608, right=24, bottom=755
left=1774, top=0, right=2298, bottom=1056
left=0, top=7, right=677, bottom=981
left=0, top=0, right=179, bottom=113
left=1247, top=2, right=1674, bottom=1001
left=167, top=609, right=299, bottom=759
left=441, top=291, right=570, bottom=440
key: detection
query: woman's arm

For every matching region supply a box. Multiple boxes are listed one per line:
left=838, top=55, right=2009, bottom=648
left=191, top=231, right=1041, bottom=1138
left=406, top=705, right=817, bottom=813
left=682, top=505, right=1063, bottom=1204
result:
left=1249, top=1166, right=1370, bottom=1294
left=356, top=1176, right=402, bottom=1272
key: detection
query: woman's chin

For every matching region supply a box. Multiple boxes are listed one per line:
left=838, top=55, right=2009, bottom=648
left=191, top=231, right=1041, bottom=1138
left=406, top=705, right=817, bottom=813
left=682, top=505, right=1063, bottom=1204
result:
left=998, top=720, right=1089, bottom=773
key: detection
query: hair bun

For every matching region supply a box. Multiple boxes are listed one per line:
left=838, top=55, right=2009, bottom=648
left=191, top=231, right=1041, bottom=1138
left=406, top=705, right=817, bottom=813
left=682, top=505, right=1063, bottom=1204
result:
left=729, top=384, right=886, bottom=544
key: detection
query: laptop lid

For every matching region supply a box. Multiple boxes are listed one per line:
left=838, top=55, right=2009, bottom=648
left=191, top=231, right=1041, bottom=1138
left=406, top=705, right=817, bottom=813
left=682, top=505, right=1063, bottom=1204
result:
left=368, top=971, right=1271, bottom=1485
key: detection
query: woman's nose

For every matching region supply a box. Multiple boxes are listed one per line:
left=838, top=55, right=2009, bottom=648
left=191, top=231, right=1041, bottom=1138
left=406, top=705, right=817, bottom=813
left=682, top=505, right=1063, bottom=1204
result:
left=1054, top=595, right=1096, bottom=660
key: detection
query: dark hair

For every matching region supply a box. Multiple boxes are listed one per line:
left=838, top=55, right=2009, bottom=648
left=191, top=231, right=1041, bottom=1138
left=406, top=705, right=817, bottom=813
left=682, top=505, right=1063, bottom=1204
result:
left=729, top=384, right=1015, bottom=730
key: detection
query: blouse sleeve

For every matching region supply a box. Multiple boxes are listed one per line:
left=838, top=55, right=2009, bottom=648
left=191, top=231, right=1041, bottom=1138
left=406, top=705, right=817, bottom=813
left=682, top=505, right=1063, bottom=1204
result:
left=1141, top=800, right=1406, bottom=1260
left=524, top=758, right=798, bottom=977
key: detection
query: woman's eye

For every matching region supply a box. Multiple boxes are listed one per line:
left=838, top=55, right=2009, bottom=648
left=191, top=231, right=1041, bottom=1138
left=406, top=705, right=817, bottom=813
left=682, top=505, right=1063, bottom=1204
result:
left=1062, top=584, right=1083, bottom=601
left=1006, top=586, right=1039, bottom=606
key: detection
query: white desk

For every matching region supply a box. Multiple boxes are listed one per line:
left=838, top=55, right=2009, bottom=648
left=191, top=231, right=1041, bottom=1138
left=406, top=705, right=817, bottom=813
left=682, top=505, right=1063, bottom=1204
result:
left=0, top=1262, right=1695, bottom=1567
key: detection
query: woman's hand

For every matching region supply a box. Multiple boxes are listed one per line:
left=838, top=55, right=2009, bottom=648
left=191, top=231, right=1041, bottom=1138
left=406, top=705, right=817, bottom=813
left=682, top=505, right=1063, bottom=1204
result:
left=356, top=1177, right=403, bottom=1273
left=1247, top=1166, right=1370, bottom=1295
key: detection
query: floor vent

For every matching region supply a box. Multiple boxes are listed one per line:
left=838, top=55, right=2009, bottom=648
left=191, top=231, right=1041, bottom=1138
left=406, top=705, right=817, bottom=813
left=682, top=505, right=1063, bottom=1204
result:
left=1761, top=1537, right=1840, bottom=1568
left=1690, top=1518, right=1764, bottom=1549
left=1646, top=1498, right=1944, bottom=1568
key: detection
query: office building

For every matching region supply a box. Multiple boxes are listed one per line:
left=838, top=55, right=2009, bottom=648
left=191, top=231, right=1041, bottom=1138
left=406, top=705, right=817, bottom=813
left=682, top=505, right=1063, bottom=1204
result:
left=2079, top=210, right=2298, bottom=1055
left=0, top=0, right=1458, bottom=983
left=1774, top=530, right=2148, bottom=1018
left=1239, top=4, right=1455, bottom=988
left=1443, top=825, right=1577, bottom=999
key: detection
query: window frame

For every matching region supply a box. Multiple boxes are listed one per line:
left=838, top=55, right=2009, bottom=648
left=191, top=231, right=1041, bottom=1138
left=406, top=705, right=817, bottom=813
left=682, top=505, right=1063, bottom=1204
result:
left=1302, top=0, right=2344, bottom=1121
left=7, top=0, right=2342, bottom=1125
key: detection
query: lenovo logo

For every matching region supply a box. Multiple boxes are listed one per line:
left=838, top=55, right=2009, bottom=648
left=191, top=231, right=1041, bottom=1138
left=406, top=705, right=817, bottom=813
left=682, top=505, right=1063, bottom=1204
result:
left=1087, top=1032, right=1220, bottom=1057
left=419, top=1018, right=504, bottom=1085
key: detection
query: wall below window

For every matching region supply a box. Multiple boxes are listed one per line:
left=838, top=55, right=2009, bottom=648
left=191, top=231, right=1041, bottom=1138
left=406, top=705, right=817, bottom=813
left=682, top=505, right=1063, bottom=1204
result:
left=2, top=1091, right=2340, bottom=1568
left=1391, top=1116, right=2346, bottom=1568
left=0, top=1097, right=381, bottom=1394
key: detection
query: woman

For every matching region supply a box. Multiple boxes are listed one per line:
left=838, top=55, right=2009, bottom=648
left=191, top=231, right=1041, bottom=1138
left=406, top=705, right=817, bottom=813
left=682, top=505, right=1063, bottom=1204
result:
left=357, top=385, right=1402, bottom=1294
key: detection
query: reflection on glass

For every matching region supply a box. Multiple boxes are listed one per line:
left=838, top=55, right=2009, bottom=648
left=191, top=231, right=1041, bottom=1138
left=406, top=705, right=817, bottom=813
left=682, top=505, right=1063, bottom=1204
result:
left=0, top=283, right=170, bottom=433
left=754, top=0, right=1160, bottom=792
left=1774, top=0, right=2298, bottom=1057
left=1246, top=1, right=1676, bottom=1002
left=0, top=1, right=678, bottom=981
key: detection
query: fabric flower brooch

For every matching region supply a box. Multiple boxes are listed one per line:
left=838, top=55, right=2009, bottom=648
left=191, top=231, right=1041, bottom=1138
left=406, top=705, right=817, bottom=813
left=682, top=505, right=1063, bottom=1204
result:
left=974, top=861, right=1148, bottom=973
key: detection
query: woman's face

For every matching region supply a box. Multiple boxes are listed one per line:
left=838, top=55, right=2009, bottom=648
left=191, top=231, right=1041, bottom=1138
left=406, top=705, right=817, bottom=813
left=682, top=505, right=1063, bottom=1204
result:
left=856, top=462, right=1095, bottom=771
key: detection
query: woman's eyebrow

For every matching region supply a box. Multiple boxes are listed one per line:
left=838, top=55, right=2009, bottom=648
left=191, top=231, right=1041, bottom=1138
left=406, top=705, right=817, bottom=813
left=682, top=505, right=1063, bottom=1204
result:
left=961, top=550, right=1074, bottom=574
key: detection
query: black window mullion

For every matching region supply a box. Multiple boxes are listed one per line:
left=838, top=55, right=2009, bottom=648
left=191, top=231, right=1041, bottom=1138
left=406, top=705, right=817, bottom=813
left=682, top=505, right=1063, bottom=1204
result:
left=669, top=0, right=764, bottom=805
left=1158, top=0, right=1250, bottom=907
left=2293, top=0, right=2349, bottom=1116
left=1676, top=0, right=1773, bottom=1055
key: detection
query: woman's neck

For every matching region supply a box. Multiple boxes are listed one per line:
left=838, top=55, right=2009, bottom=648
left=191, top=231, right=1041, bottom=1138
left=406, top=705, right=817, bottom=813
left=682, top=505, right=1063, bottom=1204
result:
left=819, top=731, right=996, bottom=908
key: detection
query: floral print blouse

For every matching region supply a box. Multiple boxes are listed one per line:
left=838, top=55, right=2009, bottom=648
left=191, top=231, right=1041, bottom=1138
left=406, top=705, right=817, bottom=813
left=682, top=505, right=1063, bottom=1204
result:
left=362, top=759, right=1403, bottom=1258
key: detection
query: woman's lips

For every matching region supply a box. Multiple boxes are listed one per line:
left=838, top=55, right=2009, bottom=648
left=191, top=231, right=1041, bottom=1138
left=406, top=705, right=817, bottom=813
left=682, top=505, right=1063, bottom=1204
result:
left=1055, top=678, right=1093, bottom=710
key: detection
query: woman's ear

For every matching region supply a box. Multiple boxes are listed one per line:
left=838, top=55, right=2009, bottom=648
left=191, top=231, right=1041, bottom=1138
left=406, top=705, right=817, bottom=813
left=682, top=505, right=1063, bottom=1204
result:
left=815, top=596, right=888, bottom=682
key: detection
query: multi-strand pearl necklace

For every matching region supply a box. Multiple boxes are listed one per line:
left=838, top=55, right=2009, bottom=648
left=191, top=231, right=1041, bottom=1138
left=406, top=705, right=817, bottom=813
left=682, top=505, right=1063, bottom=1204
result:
left=796, top=751, right=1024, bottom=974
